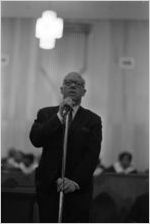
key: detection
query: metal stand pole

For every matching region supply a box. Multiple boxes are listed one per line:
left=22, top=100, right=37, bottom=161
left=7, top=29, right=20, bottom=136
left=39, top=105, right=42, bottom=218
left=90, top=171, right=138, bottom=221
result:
left=58, top=111, right=70, bottom=223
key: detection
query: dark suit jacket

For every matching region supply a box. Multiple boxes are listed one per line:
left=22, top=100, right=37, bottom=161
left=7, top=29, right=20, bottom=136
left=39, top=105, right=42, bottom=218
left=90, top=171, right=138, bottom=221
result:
left=30, top=105, right=102, bottom=196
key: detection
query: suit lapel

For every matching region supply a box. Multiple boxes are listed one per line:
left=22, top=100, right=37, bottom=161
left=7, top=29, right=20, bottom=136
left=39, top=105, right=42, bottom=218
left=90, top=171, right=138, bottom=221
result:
left=47, top=106, right=86, bottom=135
left=69, top=106, right=85, bottom=136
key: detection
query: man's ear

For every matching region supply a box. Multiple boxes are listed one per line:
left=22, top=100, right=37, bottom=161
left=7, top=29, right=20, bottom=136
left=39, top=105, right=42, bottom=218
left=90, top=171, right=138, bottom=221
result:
left=82, top=88, right=86, bottom=96
left=60, top=86, right=63, bottom=95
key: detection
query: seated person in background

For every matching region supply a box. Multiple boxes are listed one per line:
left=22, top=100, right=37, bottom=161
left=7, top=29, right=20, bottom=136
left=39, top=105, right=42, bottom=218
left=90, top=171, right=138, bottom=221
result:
left=2, top=148, right=38, bottom=175
left=5, top=148, right=24, bottom=170
left=93, top=158, right=106, bottom=176
left=2, top=147, right=17, bottom=169
left=105, top=151, right=137, bottom=174
left=20, top=153, right=38, bottom=175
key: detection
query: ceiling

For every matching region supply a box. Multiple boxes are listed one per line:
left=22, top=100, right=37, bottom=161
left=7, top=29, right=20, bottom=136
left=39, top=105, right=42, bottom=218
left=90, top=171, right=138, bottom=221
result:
left=1, top=1, right=149, bottom=21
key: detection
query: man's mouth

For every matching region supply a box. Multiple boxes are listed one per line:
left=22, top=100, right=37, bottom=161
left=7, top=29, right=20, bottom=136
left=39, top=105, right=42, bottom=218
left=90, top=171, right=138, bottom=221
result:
left=69, top=90, right=76, bottom=94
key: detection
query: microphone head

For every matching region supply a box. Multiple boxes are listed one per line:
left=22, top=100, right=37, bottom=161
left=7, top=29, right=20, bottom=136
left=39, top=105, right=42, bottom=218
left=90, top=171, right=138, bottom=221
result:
left=64, top=104, right=72, bottom=112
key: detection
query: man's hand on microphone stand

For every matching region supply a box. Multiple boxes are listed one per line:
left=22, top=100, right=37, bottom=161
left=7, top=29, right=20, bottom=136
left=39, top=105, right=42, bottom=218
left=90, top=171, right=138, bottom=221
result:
left=58, top=97, right=74, bottom=120
left=56, top=177, right=80, bottom=194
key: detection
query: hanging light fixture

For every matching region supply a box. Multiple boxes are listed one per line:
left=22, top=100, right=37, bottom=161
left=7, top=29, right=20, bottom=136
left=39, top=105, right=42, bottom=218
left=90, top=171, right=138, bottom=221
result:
left=35, top=10, right=64, bottom=49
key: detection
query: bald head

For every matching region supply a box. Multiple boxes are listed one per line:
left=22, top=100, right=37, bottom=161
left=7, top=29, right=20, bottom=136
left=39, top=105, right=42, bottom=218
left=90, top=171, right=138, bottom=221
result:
left=63, top=72, right=85, bottom=87
left=60, top=71, right=86, bottom=105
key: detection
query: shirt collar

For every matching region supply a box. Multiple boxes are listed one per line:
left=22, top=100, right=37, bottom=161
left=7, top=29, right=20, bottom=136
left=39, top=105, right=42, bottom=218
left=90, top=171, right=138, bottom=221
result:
left=72, top=105, right=80, bottom=118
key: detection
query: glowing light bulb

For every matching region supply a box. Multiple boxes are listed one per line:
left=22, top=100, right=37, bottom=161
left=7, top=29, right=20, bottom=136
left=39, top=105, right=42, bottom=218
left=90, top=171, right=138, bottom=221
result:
left=39, top=38, right=56, bottom=50
left=35, top=10, right=64, bottom=49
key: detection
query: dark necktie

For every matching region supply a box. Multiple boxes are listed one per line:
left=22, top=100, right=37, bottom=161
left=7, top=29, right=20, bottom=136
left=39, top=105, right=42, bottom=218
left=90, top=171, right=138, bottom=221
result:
left=68, top=108, right=73, bottom=127
left=62, top=108, right=73, bottom=131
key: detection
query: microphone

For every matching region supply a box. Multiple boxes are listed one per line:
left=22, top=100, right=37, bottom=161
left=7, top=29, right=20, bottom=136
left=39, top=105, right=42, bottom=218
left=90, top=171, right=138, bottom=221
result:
left=61, top=97, right=74, bottom=117
left=63, top=104, right=73, bottom=115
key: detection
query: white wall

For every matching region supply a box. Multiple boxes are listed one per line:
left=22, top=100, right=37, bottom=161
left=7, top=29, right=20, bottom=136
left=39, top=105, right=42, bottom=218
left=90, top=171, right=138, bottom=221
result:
left=1, top=18, right=149, bottom=171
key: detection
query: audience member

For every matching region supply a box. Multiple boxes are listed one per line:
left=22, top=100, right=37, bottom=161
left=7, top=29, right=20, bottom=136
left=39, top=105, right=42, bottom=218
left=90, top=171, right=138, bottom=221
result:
left=93, top=158, right=106, bottom=176
left=105, top=151, right=137, bottom=174
left=6, top=148, right=24, bottom=170
left=2, top=148, right=38, bottom=175
left=20, top=153, right=38, bottom=175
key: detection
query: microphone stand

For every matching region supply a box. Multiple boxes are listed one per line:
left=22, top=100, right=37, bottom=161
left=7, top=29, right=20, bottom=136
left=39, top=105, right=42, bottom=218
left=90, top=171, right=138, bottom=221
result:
left=58, top=110, right=71, bottom=223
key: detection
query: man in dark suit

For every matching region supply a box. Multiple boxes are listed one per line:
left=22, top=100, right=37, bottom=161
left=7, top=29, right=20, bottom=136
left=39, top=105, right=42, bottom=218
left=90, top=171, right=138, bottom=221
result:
left=29, top=72, right=102, bottom=222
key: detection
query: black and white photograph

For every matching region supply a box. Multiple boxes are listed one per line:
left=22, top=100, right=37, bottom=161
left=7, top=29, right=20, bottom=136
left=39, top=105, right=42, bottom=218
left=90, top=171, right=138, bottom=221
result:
left=1, top=1, right=149, bottom=223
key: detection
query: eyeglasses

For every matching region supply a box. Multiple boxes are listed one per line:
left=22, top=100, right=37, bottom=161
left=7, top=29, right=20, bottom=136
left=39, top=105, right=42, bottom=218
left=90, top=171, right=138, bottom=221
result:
left=64, top=80, right=84, bottom=88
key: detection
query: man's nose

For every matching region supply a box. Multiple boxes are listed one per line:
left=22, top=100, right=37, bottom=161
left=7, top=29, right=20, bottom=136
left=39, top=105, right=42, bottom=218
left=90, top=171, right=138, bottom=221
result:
left=70, top=82, right=76, bottom=87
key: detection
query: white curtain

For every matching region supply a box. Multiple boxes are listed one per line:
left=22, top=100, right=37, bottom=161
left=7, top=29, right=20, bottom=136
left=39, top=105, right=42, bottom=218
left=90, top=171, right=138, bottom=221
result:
left=2, top=18, right=87, bottom=156
left=2, top=18, right=149, bottom=171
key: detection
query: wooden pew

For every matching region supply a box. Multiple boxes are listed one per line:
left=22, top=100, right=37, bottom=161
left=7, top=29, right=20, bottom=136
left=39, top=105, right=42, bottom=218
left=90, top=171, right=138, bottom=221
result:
left=1, top=169, right=37, bottom=223
left=1, top=170, right=148, bottom=222
left=93, top=173, right=148, bottom=222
